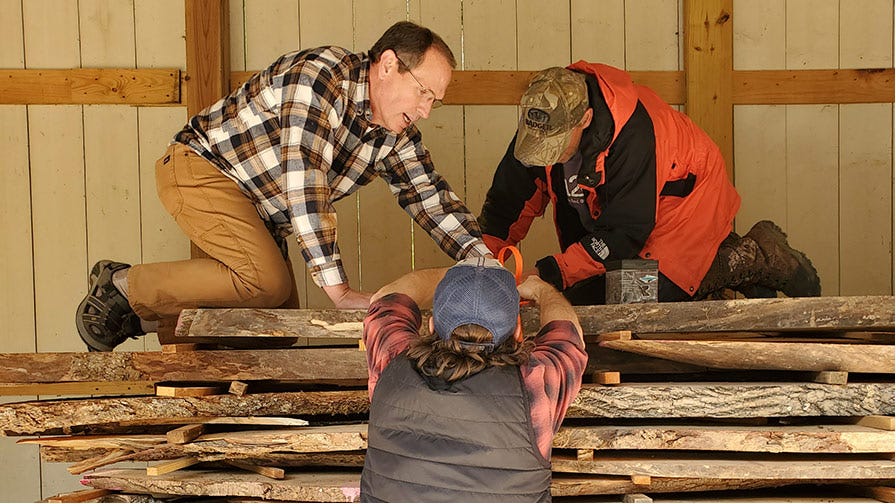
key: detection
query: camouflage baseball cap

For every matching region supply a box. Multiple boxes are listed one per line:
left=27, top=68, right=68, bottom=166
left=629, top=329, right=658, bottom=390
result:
left=513, top=67, right=589, bottom=166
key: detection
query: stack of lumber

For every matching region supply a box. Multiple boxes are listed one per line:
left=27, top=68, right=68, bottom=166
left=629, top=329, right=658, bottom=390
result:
left=0, top=295, right=893, bottom=502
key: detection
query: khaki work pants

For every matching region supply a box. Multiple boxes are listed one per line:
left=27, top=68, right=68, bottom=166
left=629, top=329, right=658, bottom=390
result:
left=128, top=143, right=299, bottom=320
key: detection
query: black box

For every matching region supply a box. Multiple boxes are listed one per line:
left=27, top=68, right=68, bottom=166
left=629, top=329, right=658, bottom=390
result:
left=605, top=259, right=659, bottom=304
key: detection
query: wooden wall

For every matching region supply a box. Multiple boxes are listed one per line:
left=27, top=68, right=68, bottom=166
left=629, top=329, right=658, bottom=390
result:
left=0, top=0, right=892, bottom=500
left=733, top=0, right=893, bottom=296
left=0, top=0, right=186, bottom=499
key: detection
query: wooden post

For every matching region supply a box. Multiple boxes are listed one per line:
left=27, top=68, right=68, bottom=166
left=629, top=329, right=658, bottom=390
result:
left=156, top=0, right=232, bottom=343
left=184, top=0, right=230, bottom=117
left=184, top=0, right=230, bottom=262
left=683, top=0, right=734, bottom=180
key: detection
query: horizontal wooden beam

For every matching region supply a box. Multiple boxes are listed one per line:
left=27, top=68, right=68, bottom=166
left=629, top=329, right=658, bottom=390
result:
left=444, top=70, right=688, bottom=105
left=733, top=68, right=895, bottom=104
left=458, top=69, right=896, bottom=105
left=232, top=68, right=893, bottom=106
left=0, top=68, right=180, bottom=104
left=235, top=70, right=686, bottom=104
left=448, top=68, right=894, bottom=105
left=1, top=67, right=891, bottom=106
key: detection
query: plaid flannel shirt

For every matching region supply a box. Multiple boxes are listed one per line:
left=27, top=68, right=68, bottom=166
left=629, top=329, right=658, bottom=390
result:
left=176, top=46, right=489, bottom=287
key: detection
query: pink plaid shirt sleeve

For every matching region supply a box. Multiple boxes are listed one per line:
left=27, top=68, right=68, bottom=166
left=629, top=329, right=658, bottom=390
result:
left=363, top=293, right=421, bottom=399
left=520, top=321, right=588, bottom=459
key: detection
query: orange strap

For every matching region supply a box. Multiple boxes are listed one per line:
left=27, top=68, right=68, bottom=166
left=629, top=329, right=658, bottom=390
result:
left=497, top=245, right=524, bottom=283
left=497, top=246, right=528, bottom=342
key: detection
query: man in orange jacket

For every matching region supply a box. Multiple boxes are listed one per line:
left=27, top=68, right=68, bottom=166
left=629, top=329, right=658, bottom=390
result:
left=478, top=65, right=820, bottom=304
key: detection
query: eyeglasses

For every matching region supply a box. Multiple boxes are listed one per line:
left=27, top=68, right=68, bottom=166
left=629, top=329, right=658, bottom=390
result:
left=396, top=56, right=443, bottom=109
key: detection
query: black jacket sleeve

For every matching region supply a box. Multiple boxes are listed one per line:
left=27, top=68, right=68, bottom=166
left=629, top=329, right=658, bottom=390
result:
left=536, top=101, right=657, bottom=289
left=477, top=136, right=549, bottom=248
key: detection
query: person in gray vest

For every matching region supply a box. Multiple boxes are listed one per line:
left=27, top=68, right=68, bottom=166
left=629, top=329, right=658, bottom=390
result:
left=360, top=257, right=587, bottom=502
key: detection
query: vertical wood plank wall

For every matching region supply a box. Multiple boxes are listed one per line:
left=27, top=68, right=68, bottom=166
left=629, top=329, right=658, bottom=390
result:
left=0, top=0, right=892, bottom=499
left=0, top=0, right=38, bottom=499
left=733, top=0, right=893, bottom=296
left=1, top=0, right=185, bottom=499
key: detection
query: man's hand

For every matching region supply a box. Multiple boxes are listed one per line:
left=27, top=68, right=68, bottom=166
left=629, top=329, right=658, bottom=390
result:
left=517, top=275, right=552, bottom=304
left=517, top=275, right=583, bottom=340
left=323, top=283, right=373, bottom=309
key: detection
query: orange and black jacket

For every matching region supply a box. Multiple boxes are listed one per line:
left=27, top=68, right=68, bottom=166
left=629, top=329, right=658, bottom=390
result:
left=479, top=62, right=741, bottom=296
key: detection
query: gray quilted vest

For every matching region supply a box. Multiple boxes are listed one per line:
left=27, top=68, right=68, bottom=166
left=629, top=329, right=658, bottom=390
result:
left=360, top=352, right=552, bottom=502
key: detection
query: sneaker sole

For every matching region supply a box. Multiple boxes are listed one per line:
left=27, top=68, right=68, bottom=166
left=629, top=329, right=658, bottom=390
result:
left=75, top=260, right=128, bottom=352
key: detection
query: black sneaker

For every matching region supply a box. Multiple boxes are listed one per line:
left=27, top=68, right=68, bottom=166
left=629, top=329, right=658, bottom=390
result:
left=76, top=260, right=145, bottom=351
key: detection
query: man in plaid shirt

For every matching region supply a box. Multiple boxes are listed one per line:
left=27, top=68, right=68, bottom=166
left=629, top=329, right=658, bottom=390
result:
left=75, top=21, right=491, bottom=352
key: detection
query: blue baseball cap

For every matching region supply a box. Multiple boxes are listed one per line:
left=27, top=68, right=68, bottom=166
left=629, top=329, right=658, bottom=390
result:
left=432, top=257, right=520, bottom=350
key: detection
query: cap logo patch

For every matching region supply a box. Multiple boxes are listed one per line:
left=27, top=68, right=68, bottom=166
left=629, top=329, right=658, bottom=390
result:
left=525, top=108, right=551, bottom=132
